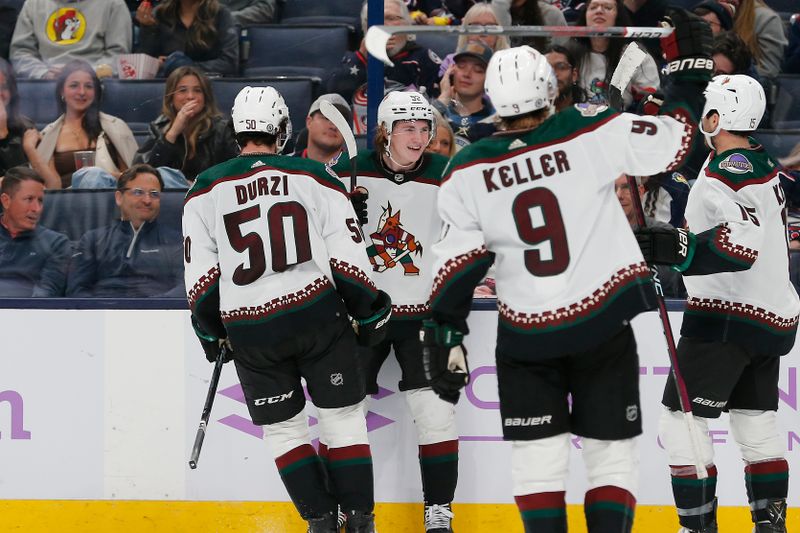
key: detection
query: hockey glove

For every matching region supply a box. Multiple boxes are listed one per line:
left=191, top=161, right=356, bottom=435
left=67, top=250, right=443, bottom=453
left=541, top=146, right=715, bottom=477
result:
left=352, top=289, right=392, bottom=347
left=349, top=186, right=369, bottom=226
left=635, top=226, right=695, bottom=269
left=660, top=8, right=714, bottom=81
left=191, top=315, right=234, bottom=364
left=420, top=320, right=470, bottom=404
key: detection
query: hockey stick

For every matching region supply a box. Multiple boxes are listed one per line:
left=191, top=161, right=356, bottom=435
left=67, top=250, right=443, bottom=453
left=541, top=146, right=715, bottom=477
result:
left=626, top=175, right=708, bottom=479
left=366, top=25, right=673, bottom=66
left=608, top=41, right=648, bottom=110
left=319, top=99, right=358, bottom=193
left=188, top=346, right=227, bottom=470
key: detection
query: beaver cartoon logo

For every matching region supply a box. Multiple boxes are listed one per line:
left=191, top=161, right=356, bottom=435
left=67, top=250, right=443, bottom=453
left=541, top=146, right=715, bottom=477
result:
left=368, top=202, right=423, bottom=276
left=46, top=8, right=86, bottom=45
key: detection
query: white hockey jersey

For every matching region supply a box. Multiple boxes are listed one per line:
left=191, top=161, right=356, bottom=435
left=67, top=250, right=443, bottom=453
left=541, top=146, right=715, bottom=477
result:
left=183, top=154, right=379, bottom=347
left=429, top=103, right=694, bottom=359
left=679, top=145, right=800, bottom=355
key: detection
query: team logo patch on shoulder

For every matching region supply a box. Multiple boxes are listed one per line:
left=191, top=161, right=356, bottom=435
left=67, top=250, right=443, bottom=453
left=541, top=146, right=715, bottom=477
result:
left=325, top=164, right=340, bottom=180
left=251, top=160, right=265, bottom=168
left=508, top=138, right=526, bottom=150
left=671, top=171, right=689, bottom=185
left=719, top=153, right=753, bottom=174
left=574, top=103, right=608, bottom=116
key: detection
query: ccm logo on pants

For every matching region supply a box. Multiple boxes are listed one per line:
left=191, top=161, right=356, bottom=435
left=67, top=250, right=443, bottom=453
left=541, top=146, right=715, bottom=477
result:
left=254, top=391, right=295, bottom=406
left=504, top=416, right=552, bottom=427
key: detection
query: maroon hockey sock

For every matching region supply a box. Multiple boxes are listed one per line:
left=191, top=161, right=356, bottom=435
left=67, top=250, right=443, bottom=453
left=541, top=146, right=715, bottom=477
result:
left=514, top=491, right=567, bottom=533
left=584, top=485, right=636, bottom=533
left=275, top=444, right=337, bottom=519
left=327, top=444, right=374, bottom=512
left=419, top=440, right=459, bottom=504
left=745, top=459, right=789, bottom=523
left=670, top=464, right=718, bottom=530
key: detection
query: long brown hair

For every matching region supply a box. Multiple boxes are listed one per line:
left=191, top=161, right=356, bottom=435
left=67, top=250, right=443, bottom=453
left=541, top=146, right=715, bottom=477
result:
left=162, top=66, right=221, bottom=159
left=155, top=0, right=220, bottom=50
left=732, top=0, right=763, bottom=63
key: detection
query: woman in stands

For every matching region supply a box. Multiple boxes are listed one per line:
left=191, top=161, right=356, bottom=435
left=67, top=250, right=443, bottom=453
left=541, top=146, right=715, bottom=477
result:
left=437, top=2, right=511, bottom=76
left=25, top=59, right=138, bottom=189
left=0, top=58, right=37, bottom=177
left=137, top=0, right=239, bottom=78
left=572, top=0, right=660, bottom=109
left=135, top=66, right=237, bottom=185
left=426, top=108, right=456, bottom=158
left=721, top=0, right=787, bottom=80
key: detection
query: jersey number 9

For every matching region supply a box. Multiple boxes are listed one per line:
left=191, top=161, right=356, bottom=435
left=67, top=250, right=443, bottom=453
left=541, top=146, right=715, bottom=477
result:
left=512, top=188, right=570, bottom=276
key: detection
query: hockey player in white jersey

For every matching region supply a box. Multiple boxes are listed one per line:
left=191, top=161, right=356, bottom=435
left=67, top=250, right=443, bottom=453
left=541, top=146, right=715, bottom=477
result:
left=331, top=91, right=459, bottom=533
left=635, top=75, right=799, bottom=533
left=421, top=9, right=713, bottom=533
left=182, top=86, right=391, bottom=533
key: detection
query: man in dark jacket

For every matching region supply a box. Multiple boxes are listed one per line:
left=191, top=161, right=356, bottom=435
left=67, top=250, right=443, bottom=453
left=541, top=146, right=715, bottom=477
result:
left=66, top=164, right=183, bottom=297
left=0, top=166, right=70, bottom=296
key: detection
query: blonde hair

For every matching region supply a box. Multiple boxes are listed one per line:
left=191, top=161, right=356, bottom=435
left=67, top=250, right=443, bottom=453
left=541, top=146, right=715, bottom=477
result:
left=361, top=0, right=412, bottom=34
left=457, top=3, right=510, bottom=52
left=732, top=0, right=763, bottom=62
left=430, top=107, right=455, bottom=157
left=162, top=66, right=221, bottom=160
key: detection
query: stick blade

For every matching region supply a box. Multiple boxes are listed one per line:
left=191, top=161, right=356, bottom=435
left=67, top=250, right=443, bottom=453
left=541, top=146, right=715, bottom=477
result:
left=319, top=100, right=357, bottom=161
left=365, top=26, right=395, bottom=67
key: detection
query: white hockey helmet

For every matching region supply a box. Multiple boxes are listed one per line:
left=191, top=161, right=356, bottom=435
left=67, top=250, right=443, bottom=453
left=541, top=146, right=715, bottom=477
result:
left=377, top=90, right=435, bottom=146
left=485, top=46, right=557, bottom=118
left=700, top=74, right=765, bottom=138
left=231, top=86, right=292, bottom=153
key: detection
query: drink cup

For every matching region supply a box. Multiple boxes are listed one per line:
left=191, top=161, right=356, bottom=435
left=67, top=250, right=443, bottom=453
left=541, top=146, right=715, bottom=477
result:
left=74, top=150, right=95, bottom=169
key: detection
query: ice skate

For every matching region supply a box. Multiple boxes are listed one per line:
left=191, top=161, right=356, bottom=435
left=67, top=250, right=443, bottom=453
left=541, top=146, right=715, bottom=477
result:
left=424, top=502, right=454, bottom=532
left=344, top=510, right=376, bottom=533
left=753, top=498, right=787, bottom=533
left=307, top=511, right=340, bottom=533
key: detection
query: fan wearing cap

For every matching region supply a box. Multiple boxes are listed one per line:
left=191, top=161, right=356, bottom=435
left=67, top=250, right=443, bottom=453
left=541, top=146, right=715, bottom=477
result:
left=434, top=41, right=497, bottom=151
left=635, top=74, right=798, bottom=533
left=183, top=85, right=392, bottom=533
left=331, top=91, right=459, bottom=533
left=293, top=93, right=353, bottom=165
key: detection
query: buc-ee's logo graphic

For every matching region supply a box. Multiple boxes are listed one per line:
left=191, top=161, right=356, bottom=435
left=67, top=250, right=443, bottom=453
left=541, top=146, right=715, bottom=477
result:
left=46, top=8, right=86, bottom=45
left=0, top=390, right=32, bottom=440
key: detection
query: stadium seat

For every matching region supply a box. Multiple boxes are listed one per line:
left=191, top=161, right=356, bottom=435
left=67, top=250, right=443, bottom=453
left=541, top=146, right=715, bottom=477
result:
left=771, top=75, right=800, bottom=130
left=279, top=0, right=362, bottom=26
left=101, top=79, right=165, bottom=131
left=763, top=0, right=796, bottom=13
left=16, top=80, right=59, bottom=126
left=132, top=130, right=151, bottom=148
left=754, top=129, right=800, bottom=159
left=243, top=24, right=351, bottom=80
left=211, top=77, right=321, bottom=139
left=411, top=33, right=459, bottom=62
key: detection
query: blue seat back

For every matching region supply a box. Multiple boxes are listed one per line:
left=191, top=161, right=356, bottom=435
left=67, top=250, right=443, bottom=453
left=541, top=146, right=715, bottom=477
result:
left=244, top=24, right=350, bottom=76
left=101, top=79, right=165, bottom=131
left=280, top=0, right=362, bottom=21
left=17, top=80, right=59, bottom=126
left=755, top=129, right=800, bottom=160
left=411, top=33, right=459, bottom=62
left=772, top=75, right=800, bottom=130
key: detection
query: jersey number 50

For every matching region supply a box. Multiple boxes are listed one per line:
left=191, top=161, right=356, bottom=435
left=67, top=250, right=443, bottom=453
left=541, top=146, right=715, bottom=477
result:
left=224, top=201, right=312, bottom=285
left=512, top=188, right=570, bottom=276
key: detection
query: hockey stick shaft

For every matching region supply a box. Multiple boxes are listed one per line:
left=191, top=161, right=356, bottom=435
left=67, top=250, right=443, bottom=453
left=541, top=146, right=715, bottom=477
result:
left=366, top=24, right=673, bottom=66
left=188, top=348, right=226, bottom=469
left=319, top=100, right=358, bottom=192
left=626, top=175, right=708, bottom=479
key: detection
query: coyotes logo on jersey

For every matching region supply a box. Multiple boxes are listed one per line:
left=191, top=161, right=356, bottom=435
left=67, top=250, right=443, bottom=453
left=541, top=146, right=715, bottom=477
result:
left=368, top=201, right=423, bottom=275
left=46, top=8, right=86, bottom=45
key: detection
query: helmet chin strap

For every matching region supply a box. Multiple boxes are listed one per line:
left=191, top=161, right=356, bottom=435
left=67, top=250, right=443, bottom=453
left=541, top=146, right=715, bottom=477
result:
left=699, top=113, right=722, bottom=152
left=384, top=136, right=418, bottom=170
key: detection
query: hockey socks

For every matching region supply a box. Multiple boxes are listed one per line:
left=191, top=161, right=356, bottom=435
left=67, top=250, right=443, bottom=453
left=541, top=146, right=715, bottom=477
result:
left=419, top=440, right=459, bottom=505
left=584, top=486, right=636, bottom=533
left=327, top=444, right=375, bottom=512
left=275, top=444, right=337, bottom=519
left=745, top=459, right=789, bottom=525
left=514, top=491, right=567, bottom=533
left=670, top=464, right=718, bottom=530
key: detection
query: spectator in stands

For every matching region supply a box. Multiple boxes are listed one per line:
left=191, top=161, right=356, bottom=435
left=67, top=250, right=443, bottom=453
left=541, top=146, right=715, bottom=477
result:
left=785, top=13, right=800, bottom=74
left=615, top=175, right=686, bottom=298
left=692, top=0, right=734, bottom=35
left=622, top=0, right=669, bottom=60
left=437, top=2, right=510, bottom=77
left=66, top=163, right=184, bottom=297
left=327, top=0, right=442, bottom=133
left=295, top=93, right=351, bottom=165
left=0, top=58, right=38, bottom=175
left=10, top=0, right=131, bottom=79
left=218, top=0, right=276, bottom=25
left=492, top=0, right=569, bottom=51
left=426, top=107, right=455, bottom=158
left=137, top=0, right=239, bottom=77
left=25, top=60, right=138, bottom=189
left=434, top=41, right=496, bottom=150
left=721, top=0, right=787, bottom=80
left=0, top=0, right=24, bottom=60
left=712, top=31, right=757, bottom=76
left=0, top=166, right=70, bottom=297
left=408, top=0, right=461, bottom=25
left=572, top=0, right=660, bottom=109
left=546, top=44, right=587, bottom=111
left=135, top=66, right=237, bottom=185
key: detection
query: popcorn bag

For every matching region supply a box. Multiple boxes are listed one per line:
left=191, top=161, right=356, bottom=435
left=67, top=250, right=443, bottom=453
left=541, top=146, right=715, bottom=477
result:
left=116, top=54, right=159, bottom=80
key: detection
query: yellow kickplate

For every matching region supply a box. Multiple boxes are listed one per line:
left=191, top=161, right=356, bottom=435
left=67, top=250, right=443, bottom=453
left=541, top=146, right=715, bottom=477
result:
left=0, top=501, right=795, bottom=532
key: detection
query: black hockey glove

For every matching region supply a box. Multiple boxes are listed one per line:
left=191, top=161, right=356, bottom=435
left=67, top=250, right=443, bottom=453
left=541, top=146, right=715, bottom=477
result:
left=352, top=289, right=392, bottom=347
left=348, top=186, right=369, bottom=226
left=635, top=226, right=695, bottom=269
left=191, top=315, right=234, bottom=364
left=420, top=320, right=470, bottom=404
left=660, top=8, right=714, bottom=81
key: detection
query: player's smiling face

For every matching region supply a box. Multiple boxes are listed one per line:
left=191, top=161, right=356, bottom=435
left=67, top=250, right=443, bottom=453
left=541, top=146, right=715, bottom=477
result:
left=389, top=120, right=431, bottom=166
